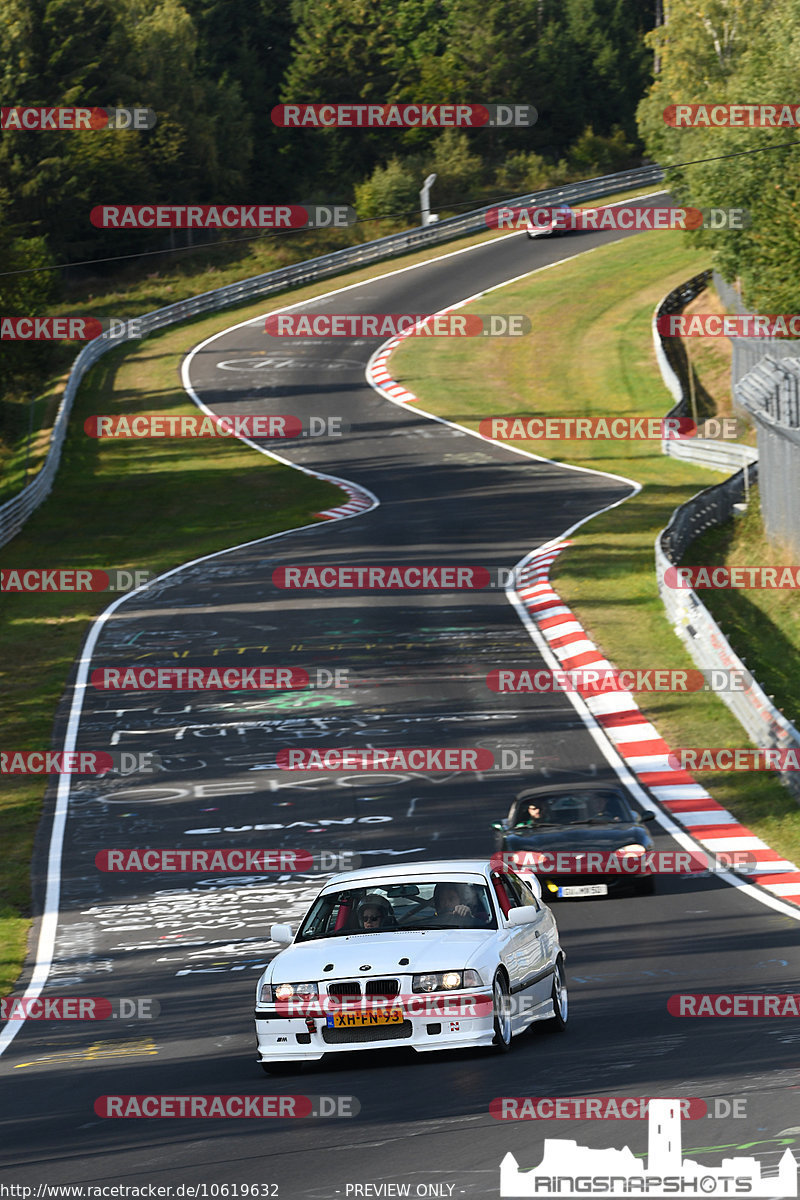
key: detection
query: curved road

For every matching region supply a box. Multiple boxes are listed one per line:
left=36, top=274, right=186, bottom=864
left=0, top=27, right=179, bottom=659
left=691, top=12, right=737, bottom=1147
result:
left=2, top=199, right=799, bottom=1198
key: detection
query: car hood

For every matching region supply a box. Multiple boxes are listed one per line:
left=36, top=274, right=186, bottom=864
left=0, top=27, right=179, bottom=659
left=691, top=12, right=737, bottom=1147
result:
left=267, top=929, right=495, bottom=982
left=505, top=822, right=652, bottom=852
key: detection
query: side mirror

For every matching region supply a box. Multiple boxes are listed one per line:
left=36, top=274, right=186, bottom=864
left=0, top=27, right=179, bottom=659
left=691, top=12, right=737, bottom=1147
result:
left=506, top=906, right=540, bottom=927
left=639, top=811, right=656, bottom=822
left=270, top=923, right=294, bottom=946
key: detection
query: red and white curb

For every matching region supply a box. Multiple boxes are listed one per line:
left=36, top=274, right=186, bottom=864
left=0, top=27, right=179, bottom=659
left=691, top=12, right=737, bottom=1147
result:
left=314, top=477, right=375, bottom=520
left=369, top=337, right=420, bottom=403
left=514, top=542, right=800, bottom=905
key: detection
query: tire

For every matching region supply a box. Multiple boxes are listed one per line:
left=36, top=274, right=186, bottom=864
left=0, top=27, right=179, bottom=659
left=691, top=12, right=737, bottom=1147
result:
left=548, top=957, right=568, bottom=1030
left=491, top=972, right=513, bottom=1053
left=261, top=1061, right=300, bottom=1076
left=634, top=876, right=656, bottom=896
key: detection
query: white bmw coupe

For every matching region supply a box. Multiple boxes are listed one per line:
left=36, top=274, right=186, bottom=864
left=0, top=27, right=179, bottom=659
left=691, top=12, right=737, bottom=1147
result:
left=255, top=859, right=567, bottom=1071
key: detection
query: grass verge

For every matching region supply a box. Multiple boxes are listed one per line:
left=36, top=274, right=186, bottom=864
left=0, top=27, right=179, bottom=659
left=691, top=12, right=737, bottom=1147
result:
left=392, top=229, right=800, bottom=865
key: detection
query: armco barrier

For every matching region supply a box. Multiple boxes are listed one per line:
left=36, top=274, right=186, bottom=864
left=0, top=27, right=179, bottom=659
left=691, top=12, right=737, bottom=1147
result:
left=653, top=275, right=800, bottom=796
left=654, top=268, right=758, bottom=475
left=0, top=164, right=664, bottom=549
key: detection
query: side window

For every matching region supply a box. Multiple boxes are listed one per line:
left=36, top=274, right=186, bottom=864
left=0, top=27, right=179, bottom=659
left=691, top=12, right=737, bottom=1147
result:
left=506, top=871, right=541, bottom=911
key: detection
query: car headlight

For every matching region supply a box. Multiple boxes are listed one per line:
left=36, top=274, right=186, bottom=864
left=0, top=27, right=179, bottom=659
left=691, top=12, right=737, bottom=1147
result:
left=259, top=981, right=319, bottom=1004
left=412, top=970, right=482, bottom=992
left=617, top=843, right=647, bottom=856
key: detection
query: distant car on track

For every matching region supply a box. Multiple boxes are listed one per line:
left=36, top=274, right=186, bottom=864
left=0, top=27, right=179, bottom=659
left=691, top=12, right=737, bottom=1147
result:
left=525, top=203, right=574, bottom=238
left=493, top=782, right=657, bottom=899
left=255, top=859, right=567, bottom=1071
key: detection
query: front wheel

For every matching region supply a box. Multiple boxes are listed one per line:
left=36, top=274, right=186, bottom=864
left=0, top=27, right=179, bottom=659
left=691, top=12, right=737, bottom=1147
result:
left=548, top=957, right=568, bottom=1030
left=492, top=973, right=513, bottom=1052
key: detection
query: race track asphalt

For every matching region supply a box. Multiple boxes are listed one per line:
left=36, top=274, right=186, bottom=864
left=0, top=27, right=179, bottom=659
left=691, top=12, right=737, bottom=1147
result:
left=2, top=199, right=799, bottom=1198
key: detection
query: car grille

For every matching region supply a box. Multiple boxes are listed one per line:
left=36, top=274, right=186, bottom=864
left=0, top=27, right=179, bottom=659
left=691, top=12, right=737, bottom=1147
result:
left=328, top=982, right=362, bottom=997
left=321, top=1021, right=412, bottom=1045
left=326, top=979, right=400, bottom=998
left=365, top=978, right=399, bottom=998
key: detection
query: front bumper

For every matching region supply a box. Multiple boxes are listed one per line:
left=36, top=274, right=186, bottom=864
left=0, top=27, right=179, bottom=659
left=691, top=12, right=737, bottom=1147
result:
left=255, top=990, right=496, bottom=1062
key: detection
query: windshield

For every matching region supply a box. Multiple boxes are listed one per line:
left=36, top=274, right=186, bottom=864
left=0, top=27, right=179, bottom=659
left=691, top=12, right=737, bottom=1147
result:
left=514, top=789, right=635, bottom=827
left=296, top=880, right=497, bottom=942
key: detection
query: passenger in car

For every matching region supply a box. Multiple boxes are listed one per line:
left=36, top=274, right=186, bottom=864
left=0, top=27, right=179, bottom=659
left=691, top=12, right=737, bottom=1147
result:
left=355, top=894, right=396, bottom=929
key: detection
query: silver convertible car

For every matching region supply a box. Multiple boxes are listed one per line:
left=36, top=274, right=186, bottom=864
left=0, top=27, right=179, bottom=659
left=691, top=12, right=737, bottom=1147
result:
left=255, top=859, right=567, bottom=1071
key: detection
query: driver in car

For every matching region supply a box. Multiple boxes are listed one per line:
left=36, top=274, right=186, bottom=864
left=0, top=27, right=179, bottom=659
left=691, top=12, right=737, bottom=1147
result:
left=517, top=800, right=547, bottom=826
left=433, top=882, right=488, bottom=927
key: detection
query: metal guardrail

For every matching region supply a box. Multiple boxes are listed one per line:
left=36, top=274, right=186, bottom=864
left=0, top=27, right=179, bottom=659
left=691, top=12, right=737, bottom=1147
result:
left=0, top=163, right=665, bottom=549
left=653, top=268, right=757, bottom=474
left=653, top=274, right=800, bottom=795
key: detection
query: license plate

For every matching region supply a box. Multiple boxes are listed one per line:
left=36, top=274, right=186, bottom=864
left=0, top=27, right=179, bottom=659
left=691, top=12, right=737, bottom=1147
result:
left=557, top=884, right=608, bottom=897
left=326, top=1007, right=404, bottom=1029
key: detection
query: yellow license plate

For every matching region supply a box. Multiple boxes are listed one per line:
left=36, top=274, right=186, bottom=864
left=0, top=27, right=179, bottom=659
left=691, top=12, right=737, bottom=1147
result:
left=328, top=1007, right=403, bottom=1028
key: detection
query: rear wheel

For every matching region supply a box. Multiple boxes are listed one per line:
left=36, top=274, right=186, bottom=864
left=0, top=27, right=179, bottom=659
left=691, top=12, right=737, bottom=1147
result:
left=492, top=973, right=513, bottom=1052
left=548, top=957, right=568, bottom=1030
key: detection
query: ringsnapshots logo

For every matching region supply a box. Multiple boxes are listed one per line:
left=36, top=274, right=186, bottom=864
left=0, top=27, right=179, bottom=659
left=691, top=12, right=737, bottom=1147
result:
left=91, top=205, right=355, bottom=229
left=95, top=848, right=360, bottom=873
left=664, top=103, right=800, bottom=127
left=487, top=668, right=753, bottom=694
left=265, top=313, right=530, bottom=337
left=498, top=1098, right=798, bottom=1197
left=271, top=103, right=537, bottom=128
left=1, top=567, right=153, bottom=592
left=485, top=205, right=749, bottom=232
left=82, top=415, right=348, bottom=439
left=95, top=1094, right=359, bottom=1118
left=1, top=317, right=144, bottom=340
left=0, top=106, right=156, bottom=131
left=1, top=750, right=159, bottom=775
